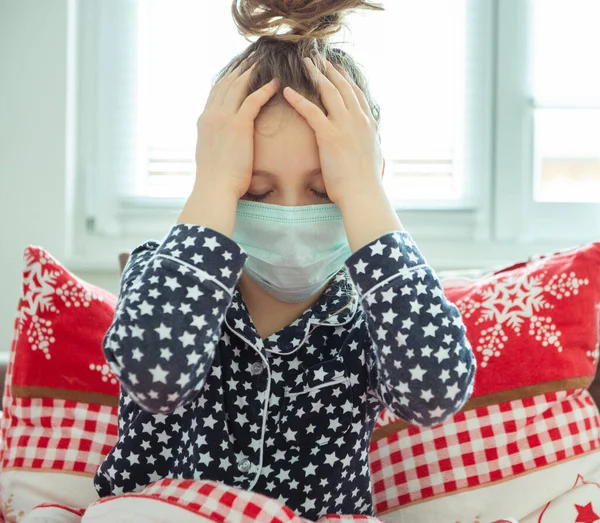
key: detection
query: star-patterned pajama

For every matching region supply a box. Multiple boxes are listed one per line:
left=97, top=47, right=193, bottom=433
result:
left=94, top=223, right=476, bottom=521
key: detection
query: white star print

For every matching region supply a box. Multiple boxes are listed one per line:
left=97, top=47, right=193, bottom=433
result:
left=423, top=322, right=439, bottom=337
left=409, top=365, right=427, bottom=381
left=203, top=415, right=217, bottom=429
left=304, top=463, right=317, bottom=476
left=191, top=314, right=207, bottom=331
left=382, top=308, right=398, bottom=324
left=203, top=236, right=220, bottom=251
left=149, top=364, right=168, bottom=384
left=421, top=389, right=434, bottom=402
left=389, top=247, right=402, bottom=261
left=312, top=367, right=327, bottom=381
left=154, top=323, right=172, bottom=340
left=369, top=240, right=386, bottom=256
left=353, top=259, right=368, bottom=274
left=446, top=382, right=461, bottom=400
left=381, top=288, right=396, bottom=303
left=435, top=347, right=450, bottom=362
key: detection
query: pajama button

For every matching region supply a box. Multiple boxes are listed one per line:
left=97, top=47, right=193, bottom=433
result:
left=237, top=459, right=252, bottom=473
left=250, top=362, right=264, bottom=375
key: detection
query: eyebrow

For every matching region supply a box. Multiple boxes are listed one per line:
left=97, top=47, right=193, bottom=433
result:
left=252, top=168, right=322, bottom=177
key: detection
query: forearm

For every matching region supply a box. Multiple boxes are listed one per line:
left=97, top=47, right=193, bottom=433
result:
left=343, top=229, right=477, bottom=426
left=337, top=183, right=404, bottom=253
left=177, top=178, right=239, bottom=238
left=105, top=224, right=248, bottom=414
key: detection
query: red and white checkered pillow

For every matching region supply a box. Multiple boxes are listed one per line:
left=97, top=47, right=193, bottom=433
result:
left=369, top=240, right=600, bottom=522
left=0, top=246, right=120, bottom=519
left=23, top=479, right=388, bottom=523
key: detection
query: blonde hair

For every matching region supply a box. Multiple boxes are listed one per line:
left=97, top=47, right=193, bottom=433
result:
left=213, top=0, right=385, bottom=125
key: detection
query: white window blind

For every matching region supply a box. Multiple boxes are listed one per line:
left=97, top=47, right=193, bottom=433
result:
left=137, top=0, right=471, bottom=205
left=81, top=0, right=492, bottom=239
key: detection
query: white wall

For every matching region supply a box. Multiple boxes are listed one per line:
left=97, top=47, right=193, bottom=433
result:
left=0, top=0, right=120, bottom=355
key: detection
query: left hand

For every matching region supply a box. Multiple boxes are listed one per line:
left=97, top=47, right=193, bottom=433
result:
left=282, top=56, right=384, bottom=206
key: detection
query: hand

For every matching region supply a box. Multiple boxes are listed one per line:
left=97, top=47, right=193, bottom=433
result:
left=282, top=57, right=384, bottom=205
left=194, top=54, right=280, bottom=198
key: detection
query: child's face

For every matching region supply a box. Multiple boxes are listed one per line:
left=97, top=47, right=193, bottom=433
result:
left=241, top=103, right=331, bottom=206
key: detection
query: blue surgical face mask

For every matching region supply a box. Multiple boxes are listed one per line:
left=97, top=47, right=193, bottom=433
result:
left=232, top=200, right=352, bottom=303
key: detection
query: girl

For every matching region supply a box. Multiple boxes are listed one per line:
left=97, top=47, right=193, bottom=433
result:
left=95, top=1, right=476, bottom=520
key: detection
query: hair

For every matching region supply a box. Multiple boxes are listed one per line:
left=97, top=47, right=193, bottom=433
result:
left=213, top=0, right=385, bottom=127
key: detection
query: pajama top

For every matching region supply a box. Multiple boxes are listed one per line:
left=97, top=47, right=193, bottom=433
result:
left=94, top=223, right=476, bottom=521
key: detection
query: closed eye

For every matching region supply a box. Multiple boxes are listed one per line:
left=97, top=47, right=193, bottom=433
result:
left=244, top=191, right=272, bottom=202
left=311, top=189, right=330, bottom=201
left=244, top=189, right=330, bottom=202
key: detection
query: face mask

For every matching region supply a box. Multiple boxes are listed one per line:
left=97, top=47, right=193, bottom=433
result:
left=232, top=200, right=352, bottom=303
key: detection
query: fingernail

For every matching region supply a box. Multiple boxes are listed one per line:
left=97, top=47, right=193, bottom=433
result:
left=303, top=57, right=312, bottom=66
left=284, top=86, right=297, bottom=97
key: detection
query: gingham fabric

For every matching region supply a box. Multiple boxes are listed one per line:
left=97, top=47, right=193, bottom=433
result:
left=88, top=478, right=383, bottom=523
left=1, top=303, right=20, bottom=456
left=368, top=389, right=600, bottom=512
left=21, top=480, right=519, bottom=522
left=2, top=397, right=117, bottom=475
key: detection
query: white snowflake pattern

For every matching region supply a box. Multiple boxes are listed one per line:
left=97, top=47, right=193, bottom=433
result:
left=18, top=247, right=105, bottom=361
left=456, top=268, right=590, bottom=367
left=89, top=363, right=118, bottom=385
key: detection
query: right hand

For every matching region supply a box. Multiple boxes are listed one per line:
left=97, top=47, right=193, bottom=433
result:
left=194, top=54, right=281, bottom=199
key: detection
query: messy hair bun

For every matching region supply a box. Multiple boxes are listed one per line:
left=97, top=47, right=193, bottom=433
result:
left=213, top=0, right=384, bottom=129
left=232, top=0, right=384, bottom=43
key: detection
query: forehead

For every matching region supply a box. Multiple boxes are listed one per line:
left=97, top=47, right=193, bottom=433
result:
left=254, top=104, right=320, bottom=169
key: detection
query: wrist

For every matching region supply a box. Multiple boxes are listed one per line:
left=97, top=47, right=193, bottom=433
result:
left=335, top=181, right=388, bottom=214
left=336, top=183, right=404, bottom=253
left=177, top=179, right=240, bottom=237
left=193, top=175, right=241, bottom=202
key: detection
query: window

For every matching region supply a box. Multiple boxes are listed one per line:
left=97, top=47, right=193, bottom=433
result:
left=533, top=109, right=600, bottom=203
left=530, top=0, right=600, bottom=204
left=492, top=0, right=600, bottom=244
left=136, top=1, right=472, bottom=205
left=78, top=0, right=492, bottom=244
left=75, top=0, right=597, bottom=272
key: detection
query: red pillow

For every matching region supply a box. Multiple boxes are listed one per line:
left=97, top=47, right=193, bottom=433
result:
left=446, top=241, right=600, bottom=397
left=0, top=246, right=120, bottom=520
left=11, top=246, right=120, bottom=402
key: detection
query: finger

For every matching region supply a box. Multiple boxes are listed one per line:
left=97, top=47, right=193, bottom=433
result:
left=222, top=61, right=260, bottom=112
left=237, top=78, right=281, bottom=121
left=282, top=85, right=331, bottom=137
left=212, top=53, right=256, bottom=108
left=204, top=56, right=249, bottom=110
left=333, top=63, right=373, bottom=120
left=303, top=57, right=346, bottom=121
left=324, top=60, right=363, bottom=116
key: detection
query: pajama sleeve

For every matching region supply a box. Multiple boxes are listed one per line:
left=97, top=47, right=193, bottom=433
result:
left=344, top=230, right=476, bottom=427
left=103, top=223, right=248, bottom=414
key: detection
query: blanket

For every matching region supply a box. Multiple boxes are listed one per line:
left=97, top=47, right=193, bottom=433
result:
left=15, top=479, right=518, bottom=523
